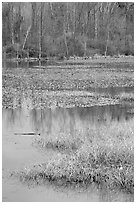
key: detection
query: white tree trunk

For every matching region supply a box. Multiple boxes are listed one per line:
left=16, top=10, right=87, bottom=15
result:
left=84, top=41, right=87, bottom=57
left=39, top=3, right=43, bottom=60
left=10, top=3, right=14, bottom=44
left=22, top=26, right=31, bottom=50
left=94, top=3, right=99, bottom=41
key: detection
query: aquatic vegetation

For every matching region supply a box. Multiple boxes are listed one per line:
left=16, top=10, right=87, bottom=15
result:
left=117, top=92, right=134, bottom=104
left=2, top=87, right=134, bottom=109
left=17, top=119, right=134, bottom=193
left=2, top=61, right=134, bottom=109
left=34, top=132, right=84, bottom=153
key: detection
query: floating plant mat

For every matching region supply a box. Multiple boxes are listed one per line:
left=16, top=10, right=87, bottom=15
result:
left=2, top=88, right=134, bottom=109
left=3, top=62, right=133, bottom=90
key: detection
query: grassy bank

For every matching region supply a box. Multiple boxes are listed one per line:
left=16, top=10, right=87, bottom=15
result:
left=17, top=119, right=134, bottom=193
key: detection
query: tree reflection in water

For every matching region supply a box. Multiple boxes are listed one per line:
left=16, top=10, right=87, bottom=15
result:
left=2, top=102, right=133, bottom=136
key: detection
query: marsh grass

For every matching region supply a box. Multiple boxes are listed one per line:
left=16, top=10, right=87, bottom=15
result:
left=18, top=119, right=134, bottom=193
left=112, top=92, right=134, bottom=105
left=34, top=131, right=85, bottom=153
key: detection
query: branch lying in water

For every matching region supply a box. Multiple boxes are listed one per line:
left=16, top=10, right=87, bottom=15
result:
left=14, top=133, right=40, bottom=136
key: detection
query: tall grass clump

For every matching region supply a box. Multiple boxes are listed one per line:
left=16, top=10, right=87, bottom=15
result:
left=33, top=130, right=86, bottom=153
left=18, top=119, right=134, bottom=193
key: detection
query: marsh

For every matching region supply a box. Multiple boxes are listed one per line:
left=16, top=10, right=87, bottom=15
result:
left=2, top=58, right=134, bottom=202
left=2, top=2, right=134, bottom=202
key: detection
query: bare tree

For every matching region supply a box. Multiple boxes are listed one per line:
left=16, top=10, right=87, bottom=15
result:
left=104, top=2, right=116, bottom=57
left=10, top=3, right=14, bottom=44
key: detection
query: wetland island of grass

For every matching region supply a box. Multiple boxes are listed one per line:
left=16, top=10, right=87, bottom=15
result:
left=2, top=2, right=134, bottom=202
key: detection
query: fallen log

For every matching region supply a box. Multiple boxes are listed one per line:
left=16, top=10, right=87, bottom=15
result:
left=14, top=132, right=40, bottom=136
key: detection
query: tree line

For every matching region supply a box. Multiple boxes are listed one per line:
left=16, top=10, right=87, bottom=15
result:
left=2, top=2, right=134, bottom=59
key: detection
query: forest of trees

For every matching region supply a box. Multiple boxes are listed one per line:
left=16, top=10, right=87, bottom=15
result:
left=2, top=2, right=134, bottom=59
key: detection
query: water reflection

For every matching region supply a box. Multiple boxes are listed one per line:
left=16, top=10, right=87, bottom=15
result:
left=3, top=60, right=54, bottom=69
left=2, top=103, right=133, bottom=136
left=3, top=60, right=134, bottom=71
left=87, top=86, right=134, bottom=96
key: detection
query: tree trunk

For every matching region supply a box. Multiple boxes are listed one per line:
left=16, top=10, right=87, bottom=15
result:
left=66, top=3, right=69, bottom=32
left=22, top=26, right=31, bottom=50
left=64, top=29, right=69, bottom=57
left=39, top=3, right=43, bottom=60
left=104, top=3, right=110, bottom=57
left=18, top=4, right=21, bottom=43
left=73, top=3, right=76, bottom=35
left=10, top=3, right=14, bottom=44
left=124, top=5, right=129, bottom=52
left=84, top=40, right=87, bottom=57
left=27, top=50, right=29, bottom=59
left=63, top=7, right=69, bottom=58
left=31, top=2, right=36, bottom=45
left=94, top=3, right=99, bottom=41
left=105, top=28, right=109, bottom=57
left=104, top=2, right=116, bottom=57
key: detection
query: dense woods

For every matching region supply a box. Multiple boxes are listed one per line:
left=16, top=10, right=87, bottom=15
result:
left=2, top=2, right=134, bottom=59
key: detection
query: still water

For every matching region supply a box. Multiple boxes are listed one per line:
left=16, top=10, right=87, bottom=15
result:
left=2, top=104, right=134, bottom=202
left=2, top=104, right=133, bottom=136
left=3, top=59, right=134, bottom=70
